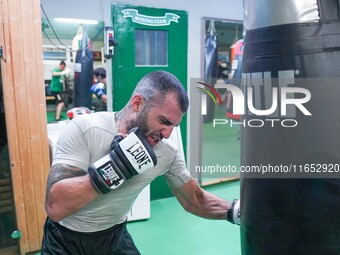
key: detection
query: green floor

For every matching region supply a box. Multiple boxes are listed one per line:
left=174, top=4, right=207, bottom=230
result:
left=46, top=110, right=68, bottom=123
left=127, top=180, right=241, bottom=255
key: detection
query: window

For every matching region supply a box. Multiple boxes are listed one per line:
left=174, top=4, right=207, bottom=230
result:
left=42, top=46, right=70, bottom=61
left=135, top=29, right=168, bottom=66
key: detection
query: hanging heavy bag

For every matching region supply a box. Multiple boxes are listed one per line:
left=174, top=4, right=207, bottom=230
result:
left=73, top=28, right=93, bottom=109
left=241, top=1, right=340, bottom=254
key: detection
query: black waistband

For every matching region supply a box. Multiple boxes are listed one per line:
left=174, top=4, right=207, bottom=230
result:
left=48, top=217, right=126, bottom=237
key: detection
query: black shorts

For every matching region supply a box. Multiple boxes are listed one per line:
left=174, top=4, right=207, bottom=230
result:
left=41, top=217, right=140, bottom=255
left=51, top=92, right=64, bottom=104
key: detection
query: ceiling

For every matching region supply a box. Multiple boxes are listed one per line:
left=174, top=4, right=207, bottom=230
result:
left=41, top=18, right=104, bottom=42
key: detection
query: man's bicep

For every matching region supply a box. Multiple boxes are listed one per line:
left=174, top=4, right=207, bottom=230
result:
left=46, top=164, right=87, bottom=193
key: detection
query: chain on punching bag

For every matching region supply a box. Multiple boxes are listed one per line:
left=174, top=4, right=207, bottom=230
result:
left=241, top=0, right=340, bottom=254
left=73, top=27, right=93, bottom=109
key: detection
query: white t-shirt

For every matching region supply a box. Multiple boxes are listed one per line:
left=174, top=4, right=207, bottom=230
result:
left=52, top=112, right=191, bottom=232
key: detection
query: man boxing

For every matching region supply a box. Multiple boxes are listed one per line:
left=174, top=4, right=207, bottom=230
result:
left=41, top=70, right=240, bottom=255
left=91, top=67, right=108, bottom=111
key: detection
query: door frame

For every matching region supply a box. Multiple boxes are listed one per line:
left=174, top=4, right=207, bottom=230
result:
left=0, top=0, right=50, bottom=253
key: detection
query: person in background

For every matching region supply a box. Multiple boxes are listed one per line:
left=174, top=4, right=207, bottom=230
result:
left=50, top=60, right=69, bottom=121
left=91, top=67, right=107, bottom=111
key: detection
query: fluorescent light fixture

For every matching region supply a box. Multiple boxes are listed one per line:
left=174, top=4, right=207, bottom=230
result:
left=55, top=18, right=98, bottom=25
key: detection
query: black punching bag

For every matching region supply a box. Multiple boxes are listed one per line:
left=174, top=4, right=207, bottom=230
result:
left=73, top=28, right=93, bottom=108
left=241, top=0, right=340, bottom=254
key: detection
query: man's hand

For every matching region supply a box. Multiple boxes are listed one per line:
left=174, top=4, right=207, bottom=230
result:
left=88, top=128, right=157, bottom=193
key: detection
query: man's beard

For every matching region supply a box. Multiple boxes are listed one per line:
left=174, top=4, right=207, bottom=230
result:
left=126, top=106, right=149, bottom=135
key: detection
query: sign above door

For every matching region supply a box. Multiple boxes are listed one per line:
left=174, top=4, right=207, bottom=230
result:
left=121, top=9, right=180, bottom=26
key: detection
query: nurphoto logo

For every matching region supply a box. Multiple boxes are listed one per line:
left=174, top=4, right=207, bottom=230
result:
left=197, top=70, right=312, bottom=128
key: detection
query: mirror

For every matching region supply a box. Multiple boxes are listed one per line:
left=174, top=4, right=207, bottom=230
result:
left=41, top=18, right=105, bottom=123
left=201, top=19, right=243, bottom=186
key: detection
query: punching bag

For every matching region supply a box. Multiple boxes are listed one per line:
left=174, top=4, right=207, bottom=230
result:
left=241, top=0, right=340, bottom=254
left=73, top=28, right=93, bottom=108
left=203, top=20, right=218, bottom=123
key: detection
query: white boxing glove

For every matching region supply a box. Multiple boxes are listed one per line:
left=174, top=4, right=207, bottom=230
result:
left=227, top=199, right=240, bottom=225
left=88, top=128, right=157, bottom=193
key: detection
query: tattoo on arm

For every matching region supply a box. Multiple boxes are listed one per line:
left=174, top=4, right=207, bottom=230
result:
left=46, top=164, right=87, bottom=193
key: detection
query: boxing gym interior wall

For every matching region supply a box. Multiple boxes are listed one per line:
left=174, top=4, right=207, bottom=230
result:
left=40, top=0, right=243, bottom=200
left=0, top=0, right=244, bottom=254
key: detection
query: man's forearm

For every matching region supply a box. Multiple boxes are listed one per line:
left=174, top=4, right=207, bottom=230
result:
left=173, top=180, right=232, bottom=220
left=190, top=190, right=232, bottom=220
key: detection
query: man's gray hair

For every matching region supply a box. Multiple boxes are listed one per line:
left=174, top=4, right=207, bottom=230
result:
left=133, top=70, right=189, bottom=113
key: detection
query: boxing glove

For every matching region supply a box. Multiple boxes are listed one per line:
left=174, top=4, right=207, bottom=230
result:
left=88, top=128, right=157, bottom=194
left=227, top=199, right=240, bottom=225
left=60, top=70, right=68, bottom=76
left=90, top=82, right=106, bottom=98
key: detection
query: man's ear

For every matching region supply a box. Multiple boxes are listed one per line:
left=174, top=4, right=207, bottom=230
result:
left=130, top=94, right=145, bottom=113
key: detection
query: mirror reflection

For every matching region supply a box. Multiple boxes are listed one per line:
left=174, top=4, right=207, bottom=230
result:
left=201, top=19, right=243, bottom=185
left=41, top=17, right=105, bottom=123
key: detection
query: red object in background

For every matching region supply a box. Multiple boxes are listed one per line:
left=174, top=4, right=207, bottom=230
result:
left=230, top=39, right=244, bottom=63
left=67, top=111, right=74, bottom=119
left=67, top=107, right=94, bottom=120
left=227, top=39, right=244, bottom=121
